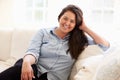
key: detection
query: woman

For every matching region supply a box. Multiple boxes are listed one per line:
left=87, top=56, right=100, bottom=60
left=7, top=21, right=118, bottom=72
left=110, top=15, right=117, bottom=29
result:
left=0, top=4, right=110, bottom=80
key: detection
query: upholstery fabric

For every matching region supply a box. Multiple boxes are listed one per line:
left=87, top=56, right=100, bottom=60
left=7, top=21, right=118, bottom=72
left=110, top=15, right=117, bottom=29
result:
left=69, top=45, right=104, bottom=80
left=0, top=28, right=13, bottom=61
left=10, top=28, right=37, bottom=60
left=93, top=47, right=120, bottom=80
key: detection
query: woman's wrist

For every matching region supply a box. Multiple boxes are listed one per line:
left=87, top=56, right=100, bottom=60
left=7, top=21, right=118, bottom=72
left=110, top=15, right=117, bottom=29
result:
left=23, top=55, right=35, bottom=65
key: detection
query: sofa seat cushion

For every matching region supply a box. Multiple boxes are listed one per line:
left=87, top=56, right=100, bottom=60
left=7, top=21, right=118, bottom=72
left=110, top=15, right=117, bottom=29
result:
left=0, top=62, right=10, bottom=72
left=0, top=57, right=16, bottom=72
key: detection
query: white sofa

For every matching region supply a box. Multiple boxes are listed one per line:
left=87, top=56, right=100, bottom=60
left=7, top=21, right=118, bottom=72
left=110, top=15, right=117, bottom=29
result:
left=0, top=28, right=37, bottom=72
left=0, top=28, right=119, bottom=80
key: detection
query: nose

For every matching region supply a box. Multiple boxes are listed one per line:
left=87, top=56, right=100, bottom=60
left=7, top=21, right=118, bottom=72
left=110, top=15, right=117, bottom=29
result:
left=66, top=21, right=70, bottom=26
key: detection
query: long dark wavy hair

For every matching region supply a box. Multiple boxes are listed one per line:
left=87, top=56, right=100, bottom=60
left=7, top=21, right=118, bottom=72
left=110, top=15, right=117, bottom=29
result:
left=58, top=4, right=88, bottom=60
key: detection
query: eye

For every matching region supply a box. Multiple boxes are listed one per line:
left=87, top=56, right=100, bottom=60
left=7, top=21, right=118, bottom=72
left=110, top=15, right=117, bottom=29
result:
left=70, top=20, right=75, bottom=24
left=63, top=17, right=68, bottom=21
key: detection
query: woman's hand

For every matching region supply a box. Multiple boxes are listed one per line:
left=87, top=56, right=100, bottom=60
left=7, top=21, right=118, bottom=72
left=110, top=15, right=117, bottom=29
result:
left=79, top=18, right=110, bottom=47
left=21, top=61, right=35, bottom=80
left=21, top=55, right=36, bottom=80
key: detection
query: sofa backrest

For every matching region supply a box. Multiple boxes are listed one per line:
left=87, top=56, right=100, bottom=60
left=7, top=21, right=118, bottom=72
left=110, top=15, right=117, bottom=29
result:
left=0, top=28, right=13, bottom=61
left=10, top=28, right=38, bottom=60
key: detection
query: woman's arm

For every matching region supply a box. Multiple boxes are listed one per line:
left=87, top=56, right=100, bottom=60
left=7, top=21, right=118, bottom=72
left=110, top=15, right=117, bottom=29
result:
left=21, top=29, right=44, bottom=80
left=79, top=19, right=110, bottom=47
left=21, top=55, right=36, bottom=80
left=23, top=54, right=36, bottom=65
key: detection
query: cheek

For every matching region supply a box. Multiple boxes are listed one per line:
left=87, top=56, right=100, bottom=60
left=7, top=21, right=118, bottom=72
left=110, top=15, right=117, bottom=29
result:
left=69, top=26, right=75, bottom=31
left=59, top=19, right=64, bottom=25
left=71, top=24, right=75, bottom=29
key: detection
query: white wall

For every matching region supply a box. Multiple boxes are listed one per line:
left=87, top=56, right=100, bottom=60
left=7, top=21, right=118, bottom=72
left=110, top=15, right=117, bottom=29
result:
left=0, top=0, right=14, bottom=27
left=0, top=0, right=120, bottom=44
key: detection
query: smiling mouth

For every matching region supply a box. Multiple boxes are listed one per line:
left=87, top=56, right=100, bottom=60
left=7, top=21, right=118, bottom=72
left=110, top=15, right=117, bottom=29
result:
left=64, top=25, right=69, bottom=29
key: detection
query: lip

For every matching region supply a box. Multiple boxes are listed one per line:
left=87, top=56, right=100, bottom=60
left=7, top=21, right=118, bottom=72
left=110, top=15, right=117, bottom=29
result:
left=63, top=25, right=69, bottom=30
left=64, top=26, right=68, bottom=29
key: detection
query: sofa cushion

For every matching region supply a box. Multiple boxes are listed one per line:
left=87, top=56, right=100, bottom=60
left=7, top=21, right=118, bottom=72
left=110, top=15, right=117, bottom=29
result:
left=69, top=45, right=104, bottom=80
left=0, top=61, right=11, bottom=72
left=0, top=28, right=13, bottom=61
left=0, top=57, right=16, bottom=72
left=93, top=46, right=120, bottom=80
left=10, top=28, right=38, bottom=60
left=74, top=55, right=103, bottom=80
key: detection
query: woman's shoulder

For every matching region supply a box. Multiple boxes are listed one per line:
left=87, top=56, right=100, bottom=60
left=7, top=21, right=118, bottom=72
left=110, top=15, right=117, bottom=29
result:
left=36, top=26, right=57, bottom=35
left=39, top=26, right=56, bottom=31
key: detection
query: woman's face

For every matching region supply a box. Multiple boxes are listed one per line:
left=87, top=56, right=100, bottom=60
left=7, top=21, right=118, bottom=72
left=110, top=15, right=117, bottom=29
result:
left=58, top=11, right=76, bottom=34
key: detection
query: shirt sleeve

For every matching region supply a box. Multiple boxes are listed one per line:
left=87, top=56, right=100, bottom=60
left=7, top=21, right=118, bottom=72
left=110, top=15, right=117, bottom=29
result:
left=25, top=29, right=44, bottom=63
left=88, top=37, right=110, bottom=51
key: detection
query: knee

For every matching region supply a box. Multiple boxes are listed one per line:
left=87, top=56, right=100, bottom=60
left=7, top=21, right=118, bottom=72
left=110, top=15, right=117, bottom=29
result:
left=14, top=58, right=23, bottom=67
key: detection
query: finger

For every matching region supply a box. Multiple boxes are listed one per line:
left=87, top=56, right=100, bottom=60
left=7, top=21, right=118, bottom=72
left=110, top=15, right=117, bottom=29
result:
left=28, top=72, right=33, bottom=80
left=21, top=73, right=28, bottom=80
left=21, top=73, right=24, bottom=80
left=31, top=71, right=35, bottom=78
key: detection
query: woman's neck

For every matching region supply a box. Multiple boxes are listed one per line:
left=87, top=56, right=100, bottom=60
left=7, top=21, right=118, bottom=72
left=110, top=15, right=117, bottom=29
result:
left=54, top=28, right=67, bottom=39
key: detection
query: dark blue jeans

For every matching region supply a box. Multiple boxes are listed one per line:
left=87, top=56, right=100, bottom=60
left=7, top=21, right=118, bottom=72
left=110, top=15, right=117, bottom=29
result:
left=0, top=58, right=48, bottom=80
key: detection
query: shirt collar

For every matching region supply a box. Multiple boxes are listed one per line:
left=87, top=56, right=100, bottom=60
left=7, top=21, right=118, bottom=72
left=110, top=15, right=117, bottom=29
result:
left=50, top=27, right=70, bottom=41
